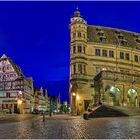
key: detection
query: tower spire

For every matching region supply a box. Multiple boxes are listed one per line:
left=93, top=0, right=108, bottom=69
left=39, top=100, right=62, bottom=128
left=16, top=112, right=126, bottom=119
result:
left=74, top=6, right=80, bottom=17
left=76, top=6, right=78, bottom=11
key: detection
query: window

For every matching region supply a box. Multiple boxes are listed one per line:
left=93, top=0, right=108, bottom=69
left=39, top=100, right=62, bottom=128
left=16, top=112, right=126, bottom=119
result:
left=3, top=75, right=6, bottom=80
left=96, top=28, right=102, bottom=32
left=78, top=46, right=82, bottom=53
left=73, top=33, right=76, bottom=38
left=95, top=49, right=100, bottom=56
left=102, top=50, right=107, bottom=57
left=100, top=37, right=106, bottom=42
left=109, top=50, right=114, bottom=58
left=115, top=30, right=120, bottom=34
left=120, top=52, right=124, bottom=59
left=10, top=93, right=16, bottom=97
left=6, top=93, right=10, bottom=98
left=118, top=35, right=124, bottom=39
left=73, top=46, right=76, bottom=54
left=136, top=39, right=140, bottom=43
left=120, top=40, right=127, bottom=46
left=73, top=64, right=76, bottom=74
left=83, top=34, right=85, bottom=39
left=125, top=53, right=130, bottom=60
left=134, top=55, right=138, bottom=62
left=97, top=32, right=104, bottom=36
left=83, top=65, right=86, bottom=74
left=78, top=64, right=82, bottom=74
left=83, top=47, right=85, bottom=54
left=78, top=32, right=81, bottom=37
left=3, top=66, right=6, bottom=72
left=0, top=93, right=3, bottom=97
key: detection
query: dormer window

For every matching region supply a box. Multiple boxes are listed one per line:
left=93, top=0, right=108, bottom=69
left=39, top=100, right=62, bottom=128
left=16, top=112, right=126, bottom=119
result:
left=120, top=40, right=127, bottom=46
left=115, top=30, right=121, bottom=34
left=99, top=37, right=106, bottom=42
left=96, top=28, right=102, bottom=32
left=133, top=34, right=138, bottom=38
left=97, top=32, right=104, bottom=36
left=136, top=39, right=140, bottom=43
left=118, top=34, right=124, bottom=39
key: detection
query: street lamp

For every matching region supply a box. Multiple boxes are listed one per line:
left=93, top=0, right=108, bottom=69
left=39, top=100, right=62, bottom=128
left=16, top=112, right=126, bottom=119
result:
left=76, top=94, right=80, bottom=115
left=72, top=92, right=76, bottom=96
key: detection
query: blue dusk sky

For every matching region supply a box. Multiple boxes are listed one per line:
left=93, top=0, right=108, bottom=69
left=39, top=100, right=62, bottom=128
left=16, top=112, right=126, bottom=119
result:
left=0, top=1, right=140, bottom=103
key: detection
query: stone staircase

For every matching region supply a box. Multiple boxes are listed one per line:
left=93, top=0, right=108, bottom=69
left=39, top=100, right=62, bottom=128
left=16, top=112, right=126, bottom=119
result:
left=109, top=106, right=140, bottom=116
left=88, top=105, right=138, bottom=118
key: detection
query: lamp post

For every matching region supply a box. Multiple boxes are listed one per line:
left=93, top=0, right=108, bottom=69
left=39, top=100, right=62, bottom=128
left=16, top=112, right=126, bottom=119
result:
left=72, top=92, right=76, bottom=115
left=76, top=94, right=79, bottom=115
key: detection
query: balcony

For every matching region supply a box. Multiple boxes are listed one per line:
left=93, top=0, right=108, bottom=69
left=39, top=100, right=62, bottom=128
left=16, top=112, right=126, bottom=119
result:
left=94, top=70, right=140, bottom=84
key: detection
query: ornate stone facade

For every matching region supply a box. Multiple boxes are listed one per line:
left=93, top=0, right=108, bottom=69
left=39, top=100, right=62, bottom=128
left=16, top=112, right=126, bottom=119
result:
left=69, top=8, right=140, bottom=114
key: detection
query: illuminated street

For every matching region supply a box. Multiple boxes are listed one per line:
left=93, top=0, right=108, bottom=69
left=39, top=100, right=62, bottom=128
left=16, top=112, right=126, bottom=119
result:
left=0, top=114, right=140, bottom=139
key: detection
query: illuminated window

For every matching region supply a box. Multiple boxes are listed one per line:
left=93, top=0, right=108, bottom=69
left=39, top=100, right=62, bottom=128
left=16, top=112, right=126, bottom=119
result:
left=134, top=55, right=138, bottom=62
left=125, top=53, right=130, bottom=60
left=102, top=50, right=107, bottom=57
left=95, top=49, right=100, bottom=56
left=109, top=50, right=114, bottom=58
left=120, top=52, right=124, bottom=59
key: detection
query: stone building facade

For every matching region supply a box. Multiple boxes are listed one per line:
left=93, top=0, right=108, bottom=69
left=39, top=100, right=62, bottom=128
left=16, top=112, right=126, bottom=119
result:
left=0, top=54, right=34, bottom=113
left=69, top=8, right=140, bottom=114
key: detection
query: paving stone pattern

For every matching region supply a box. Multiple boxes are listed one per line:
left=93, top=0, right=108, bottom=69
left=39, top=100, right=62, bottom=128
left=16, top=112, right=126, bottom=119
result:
left=0, top=115, right=140, bottom=139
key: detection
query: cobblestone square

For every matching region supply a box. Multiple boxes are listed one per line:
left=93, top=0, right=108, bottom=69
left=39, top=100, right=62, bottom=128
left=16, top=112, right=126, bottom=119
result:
left=0, top=114, right=140, bottom=139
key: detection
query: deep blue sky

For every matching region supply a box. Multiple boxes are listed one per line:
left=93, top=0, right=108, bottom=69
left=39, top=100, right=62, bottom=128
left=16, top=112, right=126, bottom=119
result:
left=0, top=1, right=140, bottom=103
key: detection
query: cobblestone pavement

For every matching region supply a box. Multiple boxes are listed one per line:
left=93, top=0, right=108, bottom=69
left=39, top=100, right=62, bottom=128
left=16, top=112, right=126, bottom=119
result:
left=0, top=114, right=41, bottom=124
left=0, top=114, right=140, bottom=139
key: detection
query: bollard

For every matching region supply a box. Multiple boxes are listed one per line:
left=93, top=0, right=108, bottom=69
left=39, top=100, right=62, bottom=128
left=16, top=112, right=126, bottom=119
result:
left=31, top=118, right=35, bottom=128
left=43, top=113, right=45, bottom=122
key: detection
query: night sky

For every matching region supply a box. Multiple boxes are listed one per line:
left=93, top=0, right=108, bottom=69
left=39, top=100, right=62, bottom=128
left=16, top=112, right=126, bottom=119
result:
left=0, top=1, right=140, bottom=103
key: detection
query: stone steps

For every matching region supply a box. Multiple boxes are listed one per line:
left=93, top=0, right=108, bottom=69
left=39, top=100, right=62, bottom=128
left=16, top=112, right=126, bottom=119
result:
left=89, top=105, right=140, bottom=118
